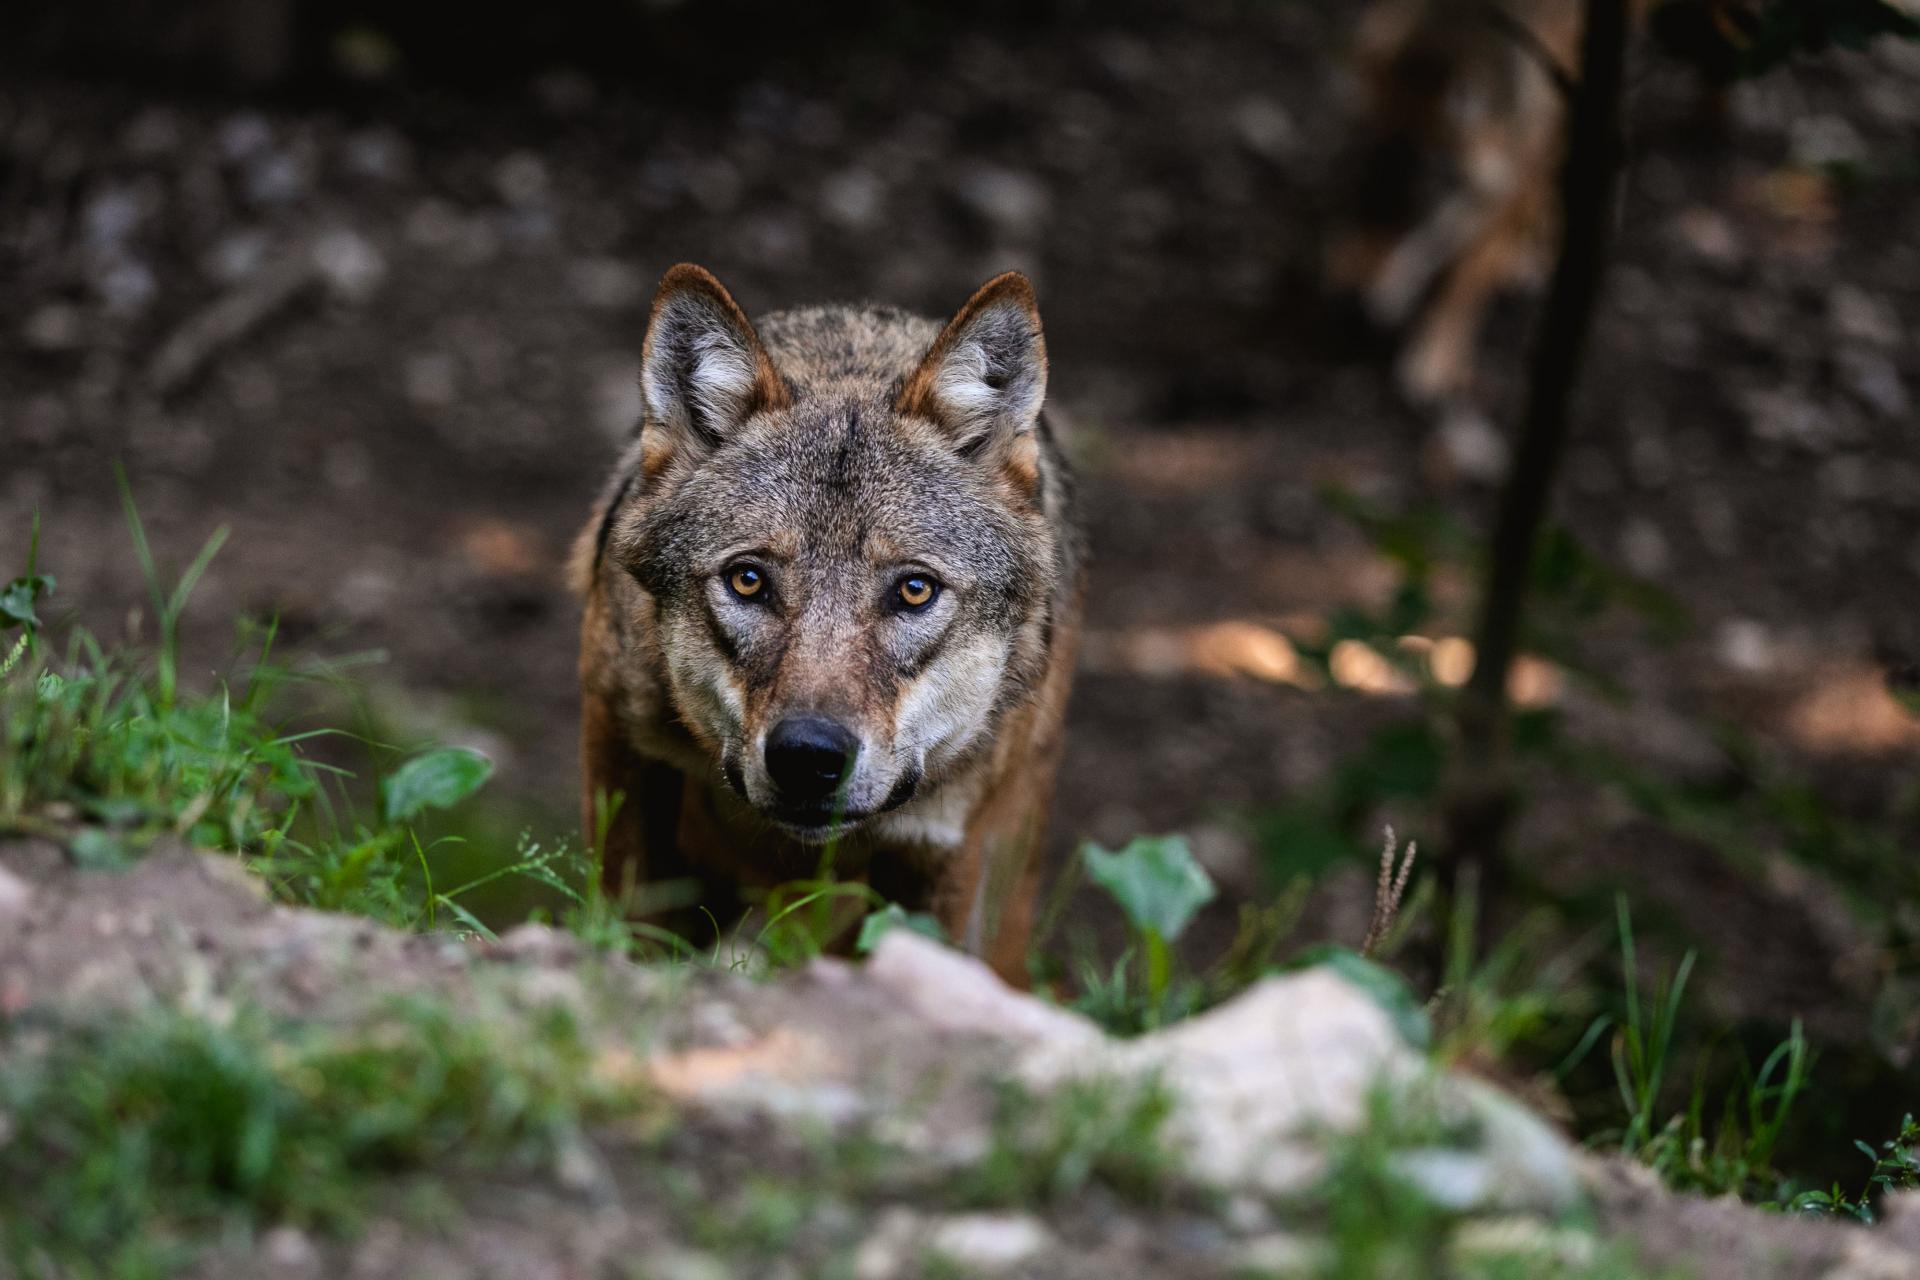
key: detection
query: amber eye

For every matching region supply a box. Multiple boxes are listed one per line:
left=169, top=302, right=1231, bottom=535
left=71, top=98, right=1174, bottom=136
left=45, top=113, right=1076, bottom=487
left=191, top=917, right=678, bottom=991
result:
left=727, top=565, right=766, bottom=600
left=896, top=575, right=939, bottom=611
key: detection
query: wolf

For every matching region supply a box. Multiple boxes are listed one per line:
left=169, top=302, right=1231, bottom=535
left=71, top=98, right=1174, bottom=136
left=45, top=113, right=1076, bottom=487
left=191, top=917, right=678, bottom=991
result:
left=1329, top=0, right=1659, bottom=406
left=572, top=264, right=1084, bottom=981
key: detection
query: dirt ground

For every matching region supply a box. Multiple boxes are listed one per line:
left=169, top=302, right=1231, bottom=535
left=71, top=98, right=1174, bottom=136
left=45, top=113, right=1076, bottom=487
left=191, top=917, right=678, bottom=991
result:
left=5, top=2, right=1920, bottom=1144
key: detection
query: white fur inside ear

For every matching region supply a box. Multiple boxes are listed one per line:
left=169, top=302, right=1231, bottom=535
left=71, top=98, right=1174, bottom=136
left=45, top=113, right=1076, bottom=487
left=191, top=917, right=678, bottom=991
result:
left=643, top=295, right=761, bottom=441
left=927, top=302, right=1045, bottom=447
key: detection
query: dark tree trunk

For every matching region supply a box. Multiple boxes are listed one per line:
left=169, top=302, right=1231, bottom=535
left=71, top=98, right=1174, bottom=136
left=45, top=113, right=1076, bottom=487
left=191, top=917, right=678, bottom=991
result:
left=1443, top=0, right=1633, bottom=909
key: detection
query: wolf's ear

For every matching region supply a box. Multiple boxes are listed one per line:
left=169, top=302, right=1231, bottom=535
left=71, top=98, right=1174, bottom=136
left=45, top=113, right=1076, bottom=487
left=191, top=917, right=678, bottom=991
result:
left=897, top=272, right=1047, bottom=454
left=640, top=264, right=787, bottom=450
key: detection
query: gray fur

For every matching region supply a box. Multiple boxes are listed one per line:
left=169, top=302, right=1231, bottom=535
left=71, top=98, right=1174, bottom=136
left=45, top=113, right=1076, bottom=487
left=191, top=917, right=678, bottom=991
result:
left=596, top=293, right=1081, bottom=843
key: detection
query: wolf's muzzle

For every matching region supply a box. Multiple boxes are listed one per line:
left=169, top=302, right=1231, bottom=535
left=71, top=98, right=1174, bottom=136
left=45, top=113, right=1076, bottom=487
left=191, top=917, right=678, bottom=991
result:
left=764, top=715, right=859, bottom=808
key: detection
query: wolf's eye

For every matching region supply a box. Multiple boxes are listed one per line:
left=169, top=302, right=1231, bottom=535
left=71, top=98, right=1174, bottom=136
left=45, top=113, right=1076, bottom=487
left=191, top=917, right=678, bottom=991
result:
left=726, top=566, right=766, bottom=600
left=896, top=576, right=939, bottom=611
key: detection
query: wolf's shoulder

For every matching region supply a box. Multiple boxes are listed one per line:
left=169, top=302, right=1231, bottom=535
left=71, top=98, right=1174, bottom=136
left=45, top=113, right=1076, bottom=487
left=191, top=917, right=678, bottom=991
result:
left=757, top=304, right=942, bottom=390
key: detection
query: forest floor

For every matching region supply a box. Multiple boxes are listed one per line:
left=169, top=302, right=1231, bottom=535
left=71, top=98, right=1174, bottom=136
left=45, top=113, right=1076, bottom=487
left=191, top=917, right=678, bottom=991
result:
left=4, top=0, right=1920, bottom=1207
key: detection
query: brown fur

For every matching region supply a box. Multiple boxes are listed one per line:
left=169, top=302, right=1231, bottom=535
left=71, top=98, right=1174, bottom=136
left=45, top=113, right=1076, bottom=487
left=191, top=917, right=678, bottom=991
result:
left=575, top=266, right=1083, bottom=983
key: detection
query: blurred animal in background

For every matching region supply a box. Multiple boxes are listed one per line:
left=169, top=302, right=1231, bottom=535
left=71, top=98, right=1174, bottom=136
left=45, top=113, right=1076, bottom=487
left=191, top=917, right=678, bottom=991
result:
left=574, top=265, right=1084, bottom=982
left=1327, top=0, right=1652, bottom=408
left=1329, top=0, right=1918, bottom=408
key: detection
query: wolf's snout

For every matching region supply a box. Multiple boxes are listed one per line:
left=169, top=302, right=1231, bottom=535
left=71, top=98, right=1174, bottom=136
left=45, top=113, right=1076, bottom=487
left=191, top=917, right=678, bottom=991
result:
left=764, top=716, right=858, bottom=805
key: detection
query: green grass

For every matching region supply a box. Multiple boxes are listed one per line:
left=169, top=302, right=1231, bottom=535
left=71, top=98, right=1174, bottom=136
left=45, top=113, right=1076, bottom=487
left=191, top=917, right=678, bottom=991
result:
left=6, top=493, right=1917, bottom=1276
left=955, top=1076, right=1182, bottom=1207
left=1275, top=1089, right=1674, bottom=1280
left=0, top=993, right=639, bottom=1279
left=0, top=495, right=595, bottom=937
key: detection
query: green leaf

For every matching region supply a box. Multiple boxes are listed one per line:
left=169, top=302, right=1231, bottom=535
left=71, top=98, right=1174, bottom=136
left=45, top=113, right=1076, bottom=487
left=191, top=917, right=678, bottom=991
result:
left=856, top=903, right=947, bottom=953
left=1284, top=944, right=1433, bottom=1050
left=380, top=748, right=494, bottom=824
left=1081, top=835, right=1217, bottom=943
left=0, top=573, right=55, bottom=631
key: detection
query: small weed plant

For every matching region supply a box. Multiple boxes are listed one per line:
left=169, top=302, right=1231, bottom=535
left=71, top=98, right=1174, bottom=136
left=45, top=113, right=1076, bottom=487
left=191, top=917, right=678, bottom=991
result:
left=0, top=994, right=634, bottom=1278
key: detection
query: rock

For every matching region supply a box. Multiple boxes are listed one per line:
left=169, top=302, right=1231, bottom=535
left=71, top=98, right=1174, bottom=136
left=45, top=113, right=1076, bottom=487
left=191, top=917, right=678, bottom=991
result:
left=865, top=931, right=1103, bottom=1050
left=852, top=1207, right=922, bottom=1280
left=1715, top=618, right=1777, bottom=674
left=1829, top=286, right=1902, bottom=349
left=1432, top=408, right=1508, bottom=485
left=0, top=865, right=33, bottom=927
left=955, top=166, right=1049, bottom=239
left=260, top=1225, right=322, bottom=1278
left=493, top=152, right=550, bottom=207
left=926, top=1213, right=1054, bottom=1273
left=1234, top=1232, right=1327, bottom=1276
left=22, top=303, right=85, bottom=351
left=821, top=168, right=886, bottom=231
left=1025, top=969, right=1409, bottom=1195
left=1233, top=95, right=1296, bottom=160
left=1436, top=1079, right=1582, bottom=1214
left=311, top=229, right=386, bottom=303
left=639, top=1249, right=732, bottom=1280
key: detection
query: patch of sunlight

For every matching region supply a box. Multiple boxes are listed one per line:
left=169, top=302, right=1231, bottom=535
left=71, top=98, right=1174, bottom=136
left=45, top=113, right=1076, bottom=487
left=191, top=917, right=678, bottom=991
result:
left=1785, top=664, right=1920, bottom=754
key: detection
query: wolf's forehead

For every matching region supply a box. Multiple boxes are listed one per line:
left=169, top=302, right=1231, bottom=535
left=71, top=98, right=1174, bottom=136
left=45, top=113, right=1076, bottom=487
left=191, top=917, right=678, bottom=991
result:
left=705, top=408, right=1014, bottom=563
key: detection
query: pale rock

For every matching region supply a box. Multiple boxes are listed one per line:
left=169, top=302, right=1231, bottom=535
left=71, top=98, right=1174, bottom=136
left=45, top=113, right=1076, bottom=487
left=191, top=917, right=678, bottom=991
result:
left=312, top=229, right=386, bottom=303
left=866, top=931, right=1103, bottom=1050
left=493, top=152, right=550, bottom=207
left=853, top=1207, right=922, bottom=1280
left=1435, top=408, right=1508, bottom=485
left=1715, top=618, right=1776, bottom=674
left=1234, top=1231, right=1328, bottom=1276
left=1234, top=95, right=1296, bottom=160
left=1829, top=285, right=1902, bottom=349
left=205, top=228, right=273, bottom=283
left=926, top=1213, right=1053, bottom=1273
left=1025, top=969, right=1411, bottom=1195
left=0, top=865, right=33, bottom=927
left=22, top=303, right=84, bottom=351
left=641, top=1248, right=732, bottom=1280
left=955, top=165, right=1049, bottom=238
left=260, top=1225, right=321, bottom=1277
left=821, top=167, right=885, bottom=231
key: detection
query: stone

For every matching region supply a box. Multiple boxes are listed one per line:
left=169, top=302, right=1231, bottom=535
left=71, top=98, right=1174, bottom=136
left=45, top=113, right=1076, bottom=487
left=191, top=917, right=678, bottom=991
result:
left=926, top=1213, right=1053, bottom=1273
left=311, top=229, right=386, bottom=303
left=866, top=931, right=1104, bottom=1050
left=0, top=865, right=33, bottom=927
left=1025, top=969, right=1412, bottom=1194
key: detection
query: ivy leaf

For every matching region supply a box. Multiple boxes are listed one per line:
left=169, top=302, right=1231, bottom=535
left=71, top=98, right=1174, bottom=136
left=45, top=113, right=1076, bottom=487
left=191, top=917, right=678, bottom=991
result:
left=1082, top=835, right=1217, bottom=943
left=381, top=747, right=494, bottom=824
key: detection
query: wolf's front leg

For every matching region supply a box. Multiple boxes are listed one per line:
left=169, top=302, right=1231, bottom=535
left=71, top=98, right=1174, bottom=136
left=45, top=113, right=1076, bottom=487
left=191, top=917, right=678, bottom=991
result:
left=580, top=689, right=677, bottom=907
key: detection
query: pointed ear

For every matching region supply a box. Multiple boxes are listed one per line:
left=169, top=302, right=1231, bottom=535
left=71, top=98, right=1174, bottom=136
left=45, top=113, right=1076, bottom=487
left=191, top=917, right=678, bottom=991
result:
left=640, top=263, right=787, bottom=450
left=896, top=272, right=1048, bottom=454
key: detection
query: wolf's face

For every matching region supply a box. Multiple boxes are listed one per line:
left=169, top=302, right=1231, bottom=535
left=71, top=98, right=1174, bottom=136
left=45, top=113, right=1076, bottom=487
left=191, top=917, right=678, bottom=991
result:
left=609, top=267, right=1058, bottom=842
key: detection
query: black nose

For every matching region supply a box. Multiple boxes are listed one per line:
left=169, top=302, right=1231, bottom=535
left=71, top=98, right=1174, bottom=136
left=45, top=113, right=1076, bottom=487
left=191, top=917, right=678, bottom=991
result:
left=764, top=716, right=858, bottom=805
